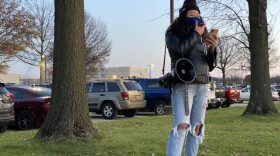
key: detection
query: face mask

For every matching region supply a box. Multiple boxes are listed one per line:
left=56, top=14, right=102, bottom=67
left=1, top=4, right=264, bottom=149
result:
left=185, top=16, right=204, bottom=27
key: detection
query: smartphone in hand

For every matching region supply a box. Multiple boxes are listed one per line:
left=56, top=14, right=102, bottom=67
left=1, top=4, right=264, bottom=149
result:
left=205, top=29, right=219, bottom=47
left=209, top=29, right=219, bottom=38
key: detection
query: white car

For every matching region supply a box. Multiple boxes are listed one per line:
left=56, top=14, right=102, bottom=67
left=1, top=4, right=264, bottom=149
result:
left=0, top=83, right=14, bottom=133
left=273, top=85, right=280, bottom=96
left=240, top=86, right=279, bottom=102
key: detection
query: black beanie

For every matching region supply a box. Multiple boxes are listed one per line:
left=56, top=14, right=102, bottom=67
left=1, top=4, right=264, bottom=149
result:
left=179, top=0, right=200, bottom=15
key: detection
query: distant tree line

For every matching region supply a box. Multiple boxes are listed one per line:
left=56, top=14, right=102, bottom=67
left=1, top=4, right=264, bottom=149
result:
left=271, top=75, right=280, bottom=85
left=0, top=0, right=111, bottom=83
left=213, top=75, right=280, bottom=86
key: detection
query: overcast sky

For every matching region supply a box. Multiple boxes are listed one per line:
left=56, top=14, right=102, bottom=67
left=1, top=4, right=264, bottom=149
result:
left=8, top=0, right=280, bottom=78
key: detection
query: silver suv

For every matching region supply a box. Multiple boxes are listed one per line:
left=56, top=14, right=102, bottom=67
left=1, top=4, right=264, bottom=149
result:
left=0, top=83, right=14, bottom=133
left=87, top=79, right=146, bottom=119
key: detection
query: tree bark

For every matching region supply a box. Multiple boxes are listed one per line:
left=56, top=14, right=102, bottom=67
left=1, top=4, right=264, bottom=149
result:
left=243, top=0, right=278, bottom=115
left=222, top=69, right=226, bottom=86
left=39, top=57, right=44, bottom=84
left=36, top=0, right=97, bottom=139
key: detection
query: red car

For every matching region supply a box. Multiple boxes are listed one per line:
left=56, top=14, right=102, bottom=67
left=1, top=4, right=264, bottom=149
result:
left=6, top=86, right=51, bottom=130
left=222, top=87, right=241, bottom=107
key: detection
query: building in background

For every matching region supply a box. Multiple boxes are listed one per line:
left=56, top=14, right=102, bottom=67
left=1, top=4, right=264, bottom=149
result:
left=0, top=73, right=20, bottom=84
left=20, top=78, right=41, bottom=85
left=87, top=67, right=149, bottom=80
left=1, top=66, right=149, bottom=85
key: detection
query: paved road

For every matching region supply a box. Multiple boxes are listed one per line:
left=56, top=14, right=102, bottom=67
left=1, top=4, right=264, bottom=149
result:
left=90, top=112, right=156, bottom=123
left=90, top=103, right=250, bottom=123
left=230, top=102, right=248, bottom=107
left=5, top=101, right=275, bottom=131
left=230, top=101, right=280, bottom=108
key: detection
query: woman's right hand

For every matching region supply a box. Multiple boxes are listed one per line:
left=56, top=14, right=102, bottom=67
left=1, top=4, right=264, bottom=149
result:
left=194, top=21, right=205, bottom=36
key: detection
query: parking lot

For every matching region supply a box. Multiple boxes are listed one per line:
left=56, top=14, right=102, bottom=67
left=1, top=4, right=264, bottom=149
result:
left=90, top=111, right=156, bottom=123
left=3, top=102, right=268, bottom=131
left=89, top=103, right=249, bottom=123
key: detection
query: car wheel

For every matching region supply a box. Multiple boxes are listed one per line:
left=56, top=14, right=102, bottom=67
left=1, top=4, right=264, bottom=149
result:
left=16, top=109, right=34, bottom=130
left=221, top=101, right=231, bottom=108
left=123, top=110, right=136, bottom=117
left=207, top=103, right=213, bottom=109
left=101, top=102, right=117, bottom=119
left=155, top=101, right=167, bottom=115
left=214, top=101, right=221, bottom=109
left=0, top=126, right=7, bottom=133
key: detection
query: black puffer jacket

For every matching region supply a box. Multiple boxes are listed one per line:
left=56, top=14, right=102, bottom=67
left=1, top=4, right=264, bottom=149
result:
left=166, top=30, right=217, bottom=84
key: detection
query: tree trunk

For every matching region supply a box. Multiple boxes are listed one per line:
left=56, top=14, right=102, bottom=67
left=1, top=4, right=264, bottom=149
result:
left=36, top=0, right=97, bottom=139
left=222, top=69, right=226, bottom=86
left=243, top=0, right=278, bottom=115
left=39, top=58, right=44, bottom=84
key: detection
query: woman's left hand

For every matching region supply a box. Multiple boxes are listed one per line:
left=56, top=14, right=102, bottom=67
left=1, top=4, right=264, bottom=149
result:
left=205, top=33, right=218, bottom=50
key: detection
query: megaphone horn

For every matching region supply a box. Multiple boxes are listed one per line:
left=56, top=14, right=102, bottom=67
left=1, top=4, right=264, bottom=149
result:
left=175, top=58, right=196, bottom=83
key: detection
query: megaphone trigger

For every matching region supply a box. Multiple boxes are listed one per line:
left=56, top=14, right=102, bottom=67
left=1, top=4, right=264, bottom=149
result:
left=181, top=69, right=186, bottom=74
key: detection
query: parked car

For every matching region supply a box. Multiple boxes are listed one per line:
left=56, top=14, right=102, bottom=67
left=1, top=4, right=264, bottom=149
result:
left=0, top=83, right=14, bottom=133
left=6, top=86, right=51, bottom=130
left=4, top=83, right=16, bottom=86
left=222, top=87, right=241, bottom=107
left=240, top=86, right=279, bottom=102
left=273, top=85, right=280, bottom=97
left=131, top=78, right=222, bottom=112
left=128, top=78, right=171, bottom=115
left=87, top=79, right=146, bottom=119
left=215, top=86, right=225, bottom=99
left=207, top=82, right=223, bottom=109
left=271, top=87, right=279, bottom=101
left=31, top=83, right=52, bottom=89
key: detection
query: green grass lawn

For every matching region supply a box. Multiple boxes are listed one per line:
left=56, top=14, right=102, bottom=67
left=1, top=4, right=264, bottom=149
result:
left=1, top=103, right=280, bottom=156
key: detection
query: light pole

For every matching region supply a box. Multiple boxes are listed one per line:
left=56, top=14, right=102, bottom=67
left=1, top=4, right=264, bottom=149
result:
left=241, top=64, right=245, bottom=85
left=170, top=0, right=174, bottom=23
left=147, top=64, right=154, bottom=78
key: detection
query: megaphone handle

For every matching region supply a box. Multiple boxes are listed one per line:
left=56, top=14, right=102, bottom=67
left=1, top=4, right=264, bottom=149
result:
left=185, top=84, right=189, bottom=116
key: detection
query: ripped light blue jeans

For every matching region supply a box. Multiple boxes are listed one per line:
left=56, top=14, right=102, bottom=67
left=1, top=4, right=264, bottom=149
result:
left=166, top=83, right=208, bottom=156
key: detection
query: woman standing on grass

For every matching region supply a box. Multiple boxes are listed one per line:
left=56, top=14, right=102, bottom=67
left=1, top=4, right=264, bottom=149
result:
left=165, top=0, right=218, bottom=155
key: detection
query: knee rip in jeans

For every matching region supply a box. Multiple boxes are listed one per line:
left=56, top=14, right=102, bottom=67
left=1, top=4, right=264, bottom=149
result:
left=171, top=123, right=189, bottom=137
left=194, top=124, right=203, bottom=136
left=191, top=123, right=205, bottom=144
left=177, top=123, right=189, bottom=130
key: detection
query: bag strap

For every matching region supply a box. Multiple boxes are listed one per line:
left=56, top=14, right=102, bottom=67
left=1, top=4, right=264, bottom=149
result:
left=162, top=44, right=167, bottom=75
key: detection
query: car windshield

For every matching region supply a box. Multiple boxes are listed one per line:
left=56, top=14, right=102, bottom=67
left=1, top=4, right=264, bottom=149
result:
left=31, top=84, right=52, bottom=89
left=30, top=87, right=51, bottom=97
left=242, top=86, right=277, bottom=92
left=271, top=87, right=277, bottom=92
left=123, top=81, right=142, bottom=91
left=0, top=87, right=9, bottom=94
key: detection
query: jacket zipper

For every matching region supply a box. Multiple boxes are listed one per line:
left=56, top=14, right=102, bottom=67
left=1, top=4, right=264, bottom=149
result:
left=202, top=42, right=209, bottom=83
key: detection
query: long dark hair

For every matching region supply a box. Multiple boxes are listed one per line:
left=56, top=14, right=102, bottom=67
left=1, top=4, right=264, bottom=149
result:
left=166, top=15, right=209, bottom=41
